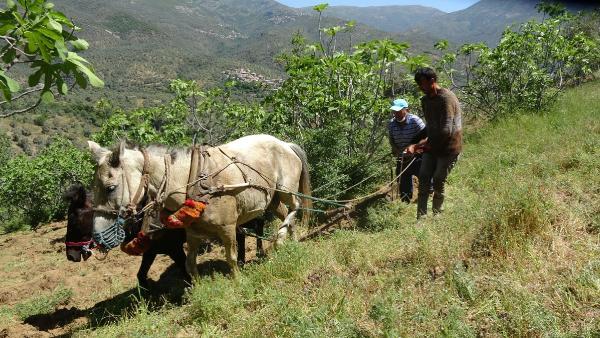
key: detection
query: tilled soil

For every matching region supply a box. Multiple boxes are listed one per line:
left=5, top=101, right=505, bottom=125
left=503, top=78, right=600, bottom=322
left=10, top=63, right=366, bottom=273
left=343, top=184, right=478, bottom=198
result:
left=0, top=221, right=258, bottom=337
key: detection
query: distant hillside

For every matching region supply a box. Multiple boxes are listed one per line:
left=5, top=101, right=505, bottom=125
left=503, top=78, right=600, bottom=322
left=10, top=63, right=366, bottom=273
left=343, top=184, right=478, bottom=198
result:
left=301, top=5, right=445, bottom=33
left=2, top=0, right=438, bottom=155
left=48, top=0, right=434, bottom=107
left=418, top=0, right=545, bottom=45
left=316, top=0, right=598, bottom=46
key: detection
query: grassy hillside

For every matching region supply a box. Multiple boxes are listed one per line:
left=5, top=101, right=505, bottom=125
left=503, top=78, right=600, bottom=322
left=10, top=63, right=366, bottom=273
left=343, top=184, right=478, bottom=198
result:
left=71, top=80, right=599, bottom=336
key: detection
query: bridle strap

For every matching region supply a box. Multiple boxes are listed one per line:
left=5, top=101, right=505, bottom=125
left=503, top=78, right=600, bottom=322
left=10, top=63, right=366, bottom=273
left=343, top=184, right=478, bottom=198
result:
left=127, top=149, right=150, bottom=212
left=65, top=240, right=93, bottom=247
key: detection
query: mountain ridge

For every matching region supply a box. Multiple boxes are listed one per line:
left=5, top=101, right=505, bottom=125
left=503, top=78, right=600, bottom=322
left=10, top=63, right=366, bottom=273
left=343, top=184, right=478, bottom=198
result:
left=313, top=0, right=598, bottom=45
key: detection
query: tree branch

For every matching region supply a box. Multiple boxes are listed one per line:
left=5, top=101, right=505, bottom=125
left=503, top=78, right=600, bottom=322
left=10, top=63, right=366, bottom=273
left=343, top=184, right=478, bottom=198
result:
left=0, top=97, right=42, bottom=118
left=0, top=84, right=44, bottom=106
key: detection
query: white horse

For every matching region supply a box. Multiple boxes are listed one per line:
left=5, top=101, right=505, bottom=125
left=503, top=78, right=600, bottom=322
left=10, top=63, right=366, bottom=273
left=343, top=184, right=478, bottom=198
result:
left=87, top=134, right=311, bottom=278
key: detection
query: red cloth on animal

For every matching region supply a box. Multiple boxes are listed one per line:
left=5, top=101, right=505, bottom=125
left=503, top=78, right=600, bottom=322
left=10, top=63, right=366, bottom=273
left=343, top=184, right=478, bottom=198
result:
left=120, top=232, right=151, bottom=256
left=160, top=199, right=207, bottom=229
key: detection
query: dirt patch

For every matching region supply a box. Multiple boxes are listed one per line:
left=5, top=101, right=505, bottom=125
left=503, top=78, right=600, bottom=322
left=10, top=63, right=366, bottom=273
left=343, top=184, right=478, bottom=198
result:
left=0, top=221, right=262, bottom=337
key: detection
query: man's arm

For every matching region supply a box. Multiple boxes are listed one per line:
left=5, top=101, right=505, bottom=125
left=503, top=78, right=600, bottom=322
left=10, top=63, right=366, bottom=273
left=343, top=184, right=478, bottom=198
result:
left=438, top=93, right=458, bottom=144
left=406, top=118, right=429, bottom=154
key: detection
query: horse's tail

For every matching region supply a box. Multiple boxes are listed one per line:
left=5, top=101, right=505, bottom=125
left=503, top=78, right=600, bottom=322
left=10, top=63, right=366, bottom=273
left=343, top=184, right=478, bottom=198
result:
left=288, top=143, right=312, bottom=226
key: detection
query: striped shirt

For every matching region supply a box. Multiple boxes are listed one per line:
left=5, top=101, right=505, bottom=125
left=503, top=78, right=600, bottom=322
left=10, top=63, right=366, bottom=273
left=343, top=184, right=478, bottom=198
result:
left=388, top=114, right=426, bottom=153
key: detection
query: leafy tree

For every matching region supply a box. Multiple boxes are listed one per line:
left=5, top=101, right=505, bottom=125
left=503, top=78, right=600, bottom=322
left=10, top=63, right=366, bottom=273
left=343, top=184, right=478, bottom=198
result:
left=0, top=0, right=103, bottom=117
left=536, top=1, right=567, bottom=20
left=0, top=137, right=93, bottom=229
left=263, top=10, right=426, bottom=198
left=436, top=10, right=599, bottom=119
left=0, top=130, right=11, bottom=168
left=93, top=79, right=265, bottom=147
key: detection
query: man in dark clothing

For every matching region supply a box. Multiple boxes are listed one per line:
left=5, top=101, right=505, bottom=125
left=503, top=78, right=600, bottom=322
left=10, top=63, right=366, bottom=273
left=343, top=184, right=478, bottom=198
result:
left=388, top=98, right=427, bottom=203
left=407, top=68, right=463, bottom=218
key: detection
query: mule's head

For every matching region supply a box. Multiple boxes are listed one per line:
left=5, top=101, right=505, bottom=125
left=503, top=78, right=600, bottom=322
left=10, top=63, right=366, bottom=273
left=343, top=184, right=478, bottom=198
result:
left=87, top=141, right=145, bottom=250
left=64, top=182, right=94, bottom=262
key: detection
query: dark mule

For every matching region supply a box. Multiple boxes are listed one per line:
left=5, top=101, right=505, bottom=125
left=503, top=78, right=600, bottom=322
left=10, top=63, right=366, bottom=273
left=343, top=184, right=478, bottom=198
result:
left=64, top=183, right=265, bottom=287
left=64, top=183, right=94, bottom=262
left=122, top=211, right=190, bottom=287
left=236, top=219, right=265, bottom=266
left=64, top=183, right=188, bottom=287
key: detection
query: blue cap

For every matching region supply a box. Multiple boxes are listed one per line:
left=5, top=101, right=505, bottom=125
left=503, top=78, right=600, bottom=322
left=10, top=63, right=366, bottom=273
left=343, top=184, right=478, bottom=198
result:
left=390, top=98, right=409, bottom=111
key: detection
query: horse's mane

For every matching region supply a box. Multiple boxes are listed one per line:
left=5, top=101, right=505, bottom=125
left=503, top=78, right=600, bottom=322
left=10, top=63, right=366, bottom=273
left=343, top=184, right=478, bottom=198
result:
left=115, top=141, right=196, bottom=165
left=63, top=182, right=92, bottom=209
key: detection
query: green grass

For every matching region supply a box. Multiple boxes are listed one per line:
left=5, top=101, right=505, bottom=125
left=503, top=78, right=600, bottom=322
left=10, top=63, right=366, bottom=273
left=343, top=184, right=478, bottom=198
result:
left=76, top=81, right=599, bottom=337
left=0, top=286, right=74, bottom=328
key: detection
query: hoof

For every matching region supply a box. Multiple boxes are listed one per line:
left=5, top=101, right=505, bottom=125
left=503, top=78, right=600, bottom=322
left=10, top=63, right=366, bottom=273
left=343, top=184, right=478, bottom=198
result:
left=137, top=277, right=150, bottom=289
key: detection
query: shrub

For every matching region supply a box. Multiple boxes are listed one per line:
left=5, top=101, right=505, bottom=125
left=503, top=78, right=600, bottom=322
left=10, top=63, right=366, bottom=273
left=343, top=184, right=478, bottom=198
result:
left=436, top=8, right=600, bottom=119
left=33, top=113, right=48, bottom=127
left=0, top=131, right=11, bottom=169
left=0, top=138, right=94, bottom=229
left=21, top=128, right=32, bottom=136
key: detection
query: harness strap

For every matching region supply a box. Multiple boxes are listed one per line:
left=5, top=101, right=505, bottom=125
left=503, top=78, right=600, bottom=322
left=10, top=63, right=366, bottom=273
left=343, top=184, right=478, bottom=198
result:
left=93, top=207, right=119, bottom=215
left=156, top=153, right=171, bottom=207
left=218, top=147, right=248, bottom=183
left=128, top=149, right=150, bottom=212
left=187, top=146, right=201, bottom=198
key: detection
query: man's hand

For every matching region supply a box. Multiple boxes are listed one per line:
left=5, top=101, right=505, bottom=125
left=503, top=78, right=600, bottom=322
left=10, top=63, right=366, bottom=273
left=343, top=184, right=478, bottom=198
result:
left=407, top=139, right=429, bottom=154
left=406, top=144, right=418, bottom=154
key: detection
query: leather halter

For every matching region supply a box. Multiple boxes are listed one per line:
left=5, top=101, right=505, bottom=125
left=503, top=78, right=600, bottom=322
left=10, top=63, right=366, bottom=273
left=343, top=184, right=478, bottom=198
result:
left=91, top=148, right=151, bottom=251
left=92, top=148, right=151, bottom=217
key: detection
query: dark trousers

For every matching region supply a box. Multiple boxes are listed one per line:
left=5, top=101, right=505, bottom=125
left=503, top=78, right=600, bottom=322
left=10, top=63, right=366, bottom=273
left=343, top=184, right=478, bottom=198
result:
left=396, top=155, right=422, bottom=203
left=417, top=153, right=459, bottom=218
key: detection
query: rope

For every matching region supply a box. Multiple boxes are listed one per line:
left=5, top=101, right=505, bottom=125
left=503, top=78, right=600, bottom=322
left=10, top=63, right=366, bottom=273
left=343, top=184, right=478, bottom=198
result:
left=298, top=207, right=329, bottom=214
left=238, top=227, right=273, bottom=242
left=321, top=170, right=381, bottom=200
left=132, top=148, right=414, bottom=229
left=259, top=157, right=416, bottom=206
left=311, top=152, right=391, bottom=194
left=330, top=157, right=416, bottom=204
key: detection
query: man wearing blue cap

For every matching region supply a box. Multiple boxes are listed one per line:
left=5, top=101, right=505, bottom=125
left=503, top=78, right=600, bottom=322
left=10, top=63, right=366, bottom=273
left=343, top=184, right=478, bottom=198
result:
left=388, top=98, right=427, bottom=203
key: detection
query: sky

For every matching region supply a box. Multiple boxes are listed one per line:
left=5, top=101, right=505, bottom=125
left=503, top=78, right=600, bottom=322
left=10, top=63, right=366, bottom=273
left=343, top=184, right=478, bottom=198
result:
left=275, top=0, right=480, bottom=13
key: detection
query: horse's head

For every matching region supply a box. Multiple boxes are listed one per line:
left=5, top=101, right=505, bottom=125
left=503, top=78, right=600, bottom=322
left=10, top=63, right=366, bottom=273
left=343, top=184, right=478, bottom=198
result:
left=64, top=182, right=94, bottom=262
left=87, top=141, right=147, bottom=251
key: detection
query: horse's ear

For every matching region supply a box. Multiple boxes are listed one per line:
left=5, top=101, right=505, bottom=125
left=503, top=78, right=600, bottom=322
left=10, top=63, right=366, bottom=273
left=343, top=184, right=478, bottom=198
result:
left=109, top=141, right=126, bottom=168
left=109, top=141, right=125, bottom=168
left=88, top=141, right=110, bottom=164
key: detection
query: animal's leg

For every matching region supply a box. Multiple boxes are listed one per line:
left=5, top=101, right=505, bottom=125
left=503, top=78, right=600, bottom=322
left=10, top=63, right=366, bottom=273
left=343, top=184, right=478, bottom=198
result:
left=137, top=251, right=157, bottom=288
left=185, top=235, right=201, bottom=280
left=221, top=224, right=239, bottom=277
left=256, top=220, right=264, bottom=257
left=278, top=193, right=300, bottom=242
left=168, top=246, right=190, bottom=283
left=268, top=201, right=289, bottom=249
left=236, top=227, right=246, bottom=266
